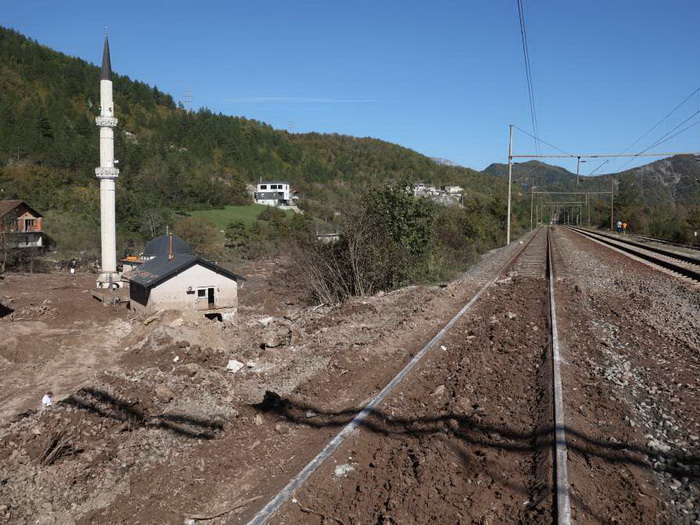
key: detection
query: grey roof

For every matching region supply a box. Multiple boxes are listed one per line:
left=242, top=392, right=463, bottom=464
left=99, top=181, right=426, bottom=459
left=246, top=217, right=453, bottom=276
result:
left=143, top=235, right=193, bottom=257
left=100, top=37, right=112, bottom=81
left=127, top=254, right=245, bottom=289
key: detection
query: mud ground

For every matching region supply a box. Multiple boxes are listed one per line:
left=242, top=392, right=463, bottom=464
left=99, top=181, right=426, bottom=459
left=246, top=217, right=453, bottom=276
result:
left=0, top=244, right=518, bottom=524
left=0, top=228, right=698, bottom=524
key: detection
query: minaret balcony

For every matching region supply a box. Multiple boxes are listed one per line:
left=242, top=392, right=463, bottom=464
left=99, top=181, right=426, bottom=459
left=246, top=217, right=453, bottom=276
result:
left=95, top=167, right=120, bottom=179
left=96, top=116, right=118, bottom=127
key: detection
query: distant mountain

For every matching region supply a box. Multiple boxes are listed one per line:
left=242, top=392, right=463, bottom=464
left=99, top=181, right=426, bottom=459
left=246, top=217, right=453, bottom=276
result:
left=483, top=160, right=612, bottom=193
left=617, top=154, right=700, bottom=208
left=431, top=157, right=462, bottom=168
left=486, top=156, right=699, bottom=242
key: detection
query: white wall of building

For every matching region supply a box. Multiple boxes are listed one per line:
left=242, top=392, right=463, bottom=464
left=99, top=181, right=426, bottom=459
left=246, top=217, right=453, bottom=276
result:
left=131, top=264, right=238, bottom=313
left=255, top=182, right=291, bottom=206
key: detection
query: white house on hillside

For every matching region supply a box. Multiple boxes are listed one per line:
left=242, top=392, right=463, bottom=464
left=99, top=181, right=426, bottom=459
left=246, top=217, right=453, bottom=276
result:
left=441, top=185, right=464, bottom=194
left=254, top=181, right=293, bottom=207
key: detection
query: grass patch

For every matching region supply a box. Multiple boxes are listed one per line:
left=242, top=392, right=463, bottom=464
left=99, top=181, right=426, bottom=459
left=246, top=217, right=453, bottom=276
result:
left=189, top=205, right=274, bottom=229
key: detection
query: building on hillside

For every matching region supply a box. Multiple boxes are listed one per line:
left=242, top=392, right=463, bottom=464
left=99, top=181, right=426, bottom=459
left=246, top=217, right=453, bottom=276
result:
left=441, top=185, right=464, bottom=194
left=254, top=181, right=294, bottom=207
left=124, top=234, right=245, bottom=320
left=0, top=200, right=44, bottom=248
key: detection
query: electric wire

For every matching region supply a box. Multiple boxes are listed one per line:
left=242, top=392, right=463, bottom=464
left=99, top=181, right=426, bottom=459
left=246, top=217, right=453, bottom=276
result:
left=618, top=111, right=700, bottom=171
left=517, top=0, right=540, bottom=155
left=514, top=125, right=574, bottom=157
left=619, top=88, right=700, bottom=156
left=587, top=159, right=609, bottom=176
left=642, top=111, right=700, bottom=152
left=616, top=88, right=700, bottom=171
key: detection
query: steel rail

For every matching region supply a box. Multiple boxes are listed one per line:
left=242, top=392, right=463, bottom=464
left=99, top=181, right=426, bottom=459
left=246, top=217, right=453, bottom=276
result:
left=634, top=234, right=700, bottom=253
left=246, top=230, right=543, bottom=525
left=568, top=227, right=700, bottom=282
left=548, top=227, right=572, bottom=525
left=571, top=227, right=700, bottom=266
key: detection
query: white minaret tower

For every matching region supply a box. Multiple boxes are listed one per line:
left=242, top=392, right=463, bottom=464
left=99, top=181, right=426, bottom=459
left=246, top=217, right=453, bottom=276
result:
left=95, top=37, right=120, bottom=288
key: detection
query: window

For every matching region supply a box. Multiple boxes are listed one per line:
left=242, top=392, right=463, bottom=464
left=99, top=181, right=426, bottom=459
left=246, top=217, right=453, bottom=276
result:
left=260, top=184, right=267, bottom=190
left=196, top=287, right=216, bottom=309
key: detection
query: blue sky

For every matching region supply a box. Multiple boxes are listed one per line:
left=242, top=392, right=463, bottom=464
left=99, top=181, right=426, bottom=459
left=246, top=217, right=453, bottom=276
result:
left=3, top=1, right=700, bottom=173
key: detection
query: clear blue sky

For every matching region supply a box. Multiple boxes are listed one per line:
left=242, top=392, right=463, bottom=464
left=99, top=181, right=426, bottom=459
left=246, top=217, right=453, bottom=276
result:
left=4, top=1, right=700, bottom=173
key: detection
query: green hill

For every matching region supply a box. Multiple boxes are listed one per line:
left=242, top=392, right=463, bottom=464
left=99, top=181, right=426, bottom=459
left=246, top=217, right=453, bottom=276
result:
left=0, top=26, right=505, bottom=247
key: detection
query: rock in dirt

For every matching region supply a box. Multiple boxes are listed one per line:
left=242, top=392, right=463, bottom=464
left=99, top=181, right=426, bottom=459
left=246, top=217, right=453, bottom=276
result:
left=334, top=464, right=355, bottom=477
left=647, top=438, right=671, bottom=454
left=173, top=363, right=200, bottom=377
left=431, top=385, right=447, bottom=397
left=275, top=423, right=290, bottom=434
left=155, top=385, right=175, bottom=403
left=144, top=313, right=162, bottom=325
left=226, top=359, right=245, bottom=373
left=261, top=325, right=292, bottom=348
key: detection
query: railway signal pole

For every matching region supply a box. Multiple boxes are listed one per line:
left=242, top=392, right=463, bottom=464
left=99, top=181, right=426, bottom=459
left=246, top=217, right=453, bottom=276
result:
left=507, top=124, right=514, bottom=245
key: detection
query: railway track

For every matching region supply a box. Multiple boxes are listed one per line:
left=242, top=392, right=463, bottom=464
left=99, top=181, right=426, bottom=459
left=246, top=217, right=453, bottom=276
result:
left=635, top=234, right=700, bottom=252
left=567, top=226, right=700, bottom=282
left=246, top=227, right=573, bottom=524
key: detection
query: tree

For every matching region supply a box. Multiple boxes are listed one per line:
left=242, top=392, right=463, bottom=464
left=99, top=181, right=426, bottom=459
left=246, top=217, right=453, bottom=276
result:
left=174, top=217, right=219, bottom=258
left=224, top=221, right=249, bottom=249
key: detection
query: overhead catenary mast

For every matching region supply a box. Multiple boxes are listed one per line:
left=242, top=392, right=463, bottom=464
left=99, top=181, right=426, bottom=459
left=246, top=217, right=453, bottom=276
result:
left=95, top=37, right=120, bottom=288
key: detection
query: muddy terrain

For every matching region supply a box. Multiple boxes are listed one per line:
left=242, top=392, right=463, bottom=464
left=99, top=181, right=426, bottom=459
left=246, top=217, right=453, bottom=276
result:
left=0, top=230, right=698, bottom=524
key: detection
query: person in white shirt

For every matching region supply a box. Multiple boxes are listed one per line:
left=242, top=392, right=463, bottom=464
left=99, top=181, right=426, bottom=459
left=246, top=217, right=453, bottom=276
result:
left=41, top=391, right=53, bottom=408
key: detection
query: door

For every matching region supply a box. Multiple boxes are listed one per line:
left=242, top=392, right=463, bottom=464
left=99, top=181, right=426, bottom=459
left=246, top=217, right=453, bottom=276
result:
left=207, top=287, right=215, bottom=308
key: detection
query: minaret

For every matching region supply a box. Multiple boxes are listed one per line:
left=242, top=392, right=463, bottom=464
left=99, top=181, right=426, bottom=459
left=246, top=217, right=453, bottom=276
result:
left=95, top=37, right=120, bottom=288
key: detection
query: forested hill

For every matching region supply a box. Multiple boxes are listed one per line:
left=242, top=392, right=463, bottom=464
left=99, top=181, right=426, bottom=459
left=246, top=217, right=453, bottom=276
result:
left=483, top=160, right=612, bottom=193
left=486, top=156, right=700, bottom=242
left=485, top=156, right=700, bottom=207
left=0, top=26, right=499, bottom=222
left=615, top=155, right=700, bottom=208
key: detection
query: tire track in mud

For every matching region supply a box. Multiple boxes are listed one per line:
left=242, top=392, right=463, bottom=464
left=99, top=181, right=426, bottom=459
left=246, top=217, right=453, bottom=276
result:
left=264, top=229, right=556, bottom=524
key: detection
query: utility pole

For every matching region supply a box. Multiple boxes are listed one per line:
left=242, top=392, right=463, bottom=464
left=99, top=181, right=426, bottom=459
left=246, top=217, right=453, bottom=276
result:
left=530, top=186, right=536, bottom=231
left=610, top=176, right=615, bottom=231
left=507, top=124, right=513, bottom=245
left=576, top=157, right=586, bottom=187
left=586, top=193, right=590, bottom=227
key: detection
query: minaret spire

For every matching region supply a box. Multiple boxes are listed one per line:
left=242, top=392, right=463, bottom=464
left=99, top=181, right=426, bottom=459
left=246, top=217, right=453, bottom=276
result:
left=95, top=36, right=120, bottom=288
left=100, top=37, right=112, bottom=81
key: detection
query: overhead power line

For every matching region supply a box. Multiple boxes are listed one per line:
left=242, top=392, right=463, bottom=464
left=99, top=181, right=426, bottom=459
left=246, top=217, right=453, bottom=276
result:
left=513, top=125, right=573, bottom=157
left=617, top=88, right=700, bottom=171
left=517, top=0, right=540, bottom=154
left=642, top=110, right=700, bottom=152
left=587, top=159, right=609, bottom=176
left=620, top=87, right=700, bottom=156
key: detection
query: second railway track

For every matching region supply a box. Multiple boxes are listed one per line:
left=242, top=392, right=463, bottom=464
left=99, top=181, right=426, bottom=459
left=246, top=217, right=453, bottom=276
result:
left=567, top=226, right=700, bottom=282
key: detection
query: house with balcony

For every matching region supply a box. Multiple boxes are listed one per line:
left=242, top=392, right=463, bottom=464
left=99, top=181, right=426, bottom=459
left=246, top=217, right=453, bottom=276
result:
left=0, top=200, right=44, bottom=248
left=254, top=181, right=294, bottom=207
